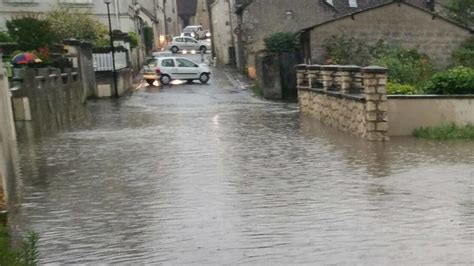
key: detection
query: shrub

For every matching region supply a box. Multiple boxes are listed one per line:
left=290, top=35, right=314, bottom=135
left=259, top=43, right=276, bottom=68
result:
left=452, top=37, right=474, bottom=68
left=423, top=67, right=474, bottom=94
left=264, top=32, right=299, bottom=53
left=0, top=226, right=40, bottom=265
left=45, top=7, right=108, bottom=43
left=128, top=32, right=139, bottom=49
left=0, top=32, right=13, bottom=43
left=387, top=82, right=418, bottom=95
left=413, top=123, right=474, bottom=140
left=6, top=14, right=57, bottom=51
left=374, top=46, right=434, bottom=85
left=325, top=34, right=371, bottom=65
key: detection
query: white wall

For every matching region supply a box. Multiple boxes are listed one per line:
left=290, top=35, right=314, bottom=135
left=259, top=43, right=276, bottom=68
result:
left=210, top=0, right=234, bottom=65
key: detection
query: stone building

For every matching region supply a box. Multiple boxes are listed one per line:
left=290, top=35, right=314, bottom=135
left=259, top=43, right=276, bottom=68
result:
left=229, top=0, right=450, bottom=76
left=177, top=0, right=209, bottom=29
left=301, top=1, right=473, bottom=68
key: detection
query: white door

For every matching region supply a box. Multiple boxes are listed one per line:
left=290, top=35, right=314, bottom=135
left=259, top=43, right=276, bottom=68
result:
left=175, top=58, right=200, bottom=80
left=184, top=37, right=199, bottom=51
left=159, top=58, right=178, bottom=79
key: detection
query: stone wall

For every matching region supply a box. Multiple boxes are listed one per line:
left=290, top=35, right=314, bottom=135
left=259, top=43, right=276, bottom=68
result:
left=10, top=68, right=86, bottom=136
left=95, top=68, right=134, bottom=98
left=0, top=62, right=16, bottom=211
left=297, top=65, right=389, bottom=141
left=308, top=2, right=473, bottom=68
left=239, top=0, right=335, bottom=71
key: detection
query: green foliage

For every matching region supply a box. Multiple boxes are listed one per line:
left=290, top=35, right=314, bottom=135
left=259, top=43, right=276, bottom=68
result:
left=373, top=46, right=434, bottom=85
left=6, top=14, right=57, bottom=51
left=387, top=82, right=418, bottom=95
left=264, top=32, right=299, bottom=53
left=423, top=67, right=474, bottom=94
left=250, top=82, right=262, bottom=97
left=444, top=0, right=474, bottom=27
left=324, top=34, right=371, bottom=65
left=128, top=32, right=139, bottom=49
left=0, top=31, right=13, bottom=43
left=325, top=35, right=434, bottom=85
left=413, top=123, right=474, bottom=140
left=452, top=37, right=474, bottom=68
left=0, top=226, right=40, bottom=266
left=45, top=7, right=108, bottom=43
left=143, top=27, right=154, bottom=53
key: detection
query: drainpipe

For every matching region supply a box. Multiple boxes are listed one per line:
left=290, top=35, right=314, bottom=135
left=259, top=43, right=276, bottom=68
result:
left=206, top=0, right=216, bottom=57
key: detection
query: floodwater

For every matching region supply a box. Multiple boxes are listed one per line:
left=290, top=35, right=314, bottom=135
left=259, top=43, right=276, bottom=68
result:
left=6, top=66, right=474, bottom=264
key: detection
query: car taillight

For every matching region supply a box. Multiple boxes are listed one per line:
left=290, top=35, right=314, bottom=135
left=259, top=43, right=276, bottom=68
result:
left=155, top=68, right=161, bottom=74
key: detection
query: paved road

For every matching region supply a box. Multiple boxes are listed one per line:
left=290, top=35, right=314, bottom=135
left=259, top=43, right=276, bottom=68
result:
left=8, top=56, right=474, bottom=264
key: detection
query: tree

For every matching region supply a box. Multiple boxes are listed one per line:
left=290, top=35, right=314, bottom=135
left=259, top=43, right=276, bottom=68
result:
left=6, top=14, right=57, bottom=51
left=444, top=0, right=474, bottom=27
left=45, top=7, right=108, bottom=43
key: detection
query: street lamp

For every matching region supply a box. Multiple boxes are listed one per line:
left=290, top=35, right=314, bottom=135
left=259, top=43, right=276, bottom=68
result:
left=104, top=0, right=118, bottom=98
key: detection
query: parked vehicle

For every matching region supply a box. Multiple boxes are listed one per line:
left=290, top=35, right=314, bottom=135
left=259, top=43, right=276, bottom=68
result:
left=181, top=25, right=205, bottom=39
left=143, top=56, right=211, bottom=86
left=169, top=36, right=211, bottom=54
left=152, top=51, right=173, bottom=58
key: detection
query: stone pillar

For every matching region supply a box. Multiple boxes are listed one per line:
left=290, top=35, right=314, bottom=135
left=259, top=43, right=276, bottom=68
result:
left=295, top=64, right=307, bottom=88
left=362, top=66, right=389, bottom=142
left=321, top=65, right=338, bottom=91
left=308, top=65, right=322, bottom=89
left=338, top=65, right=361, bottom=94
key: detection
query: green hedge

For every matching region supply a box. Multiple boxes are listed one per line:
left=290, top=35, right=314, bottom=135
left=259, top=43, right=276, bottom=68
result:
left=423, top=67, right=474, bottom=95
left=264, top=32, right=299, bottom=53
left=387, top=82, right=418, bottom=95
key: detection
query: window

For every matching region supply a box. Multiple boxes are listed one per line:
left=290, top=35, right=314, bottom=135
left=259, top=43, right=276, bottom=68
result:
left=161, top=59, right=175, bottom=67
left=176, top=59, right=197, bottom=68
left=59, top=0, right=93, bottom=4
left=349, top=0, right=358, bottom=8
left=145, top=58, right=157, bottom=66
left=3, top=0, right=38, bottom=3
left=175, top=38, right=184, bottom=42
left=185, top=38, right=197, bottom=43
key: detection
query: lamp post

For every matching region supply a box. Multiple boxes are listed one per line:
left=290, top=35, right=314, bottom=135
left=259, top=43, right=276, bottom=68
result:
left=104, top=0, right=118, bottom=98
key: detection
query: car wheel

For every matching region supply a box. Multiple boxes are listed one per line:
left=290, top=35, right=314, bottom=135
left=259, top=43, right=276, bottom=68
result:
left=199, top=46, right=207, bottom=53
left=146, top=79, right=155, bottom=86
left=160, top=75, right=171, bottom=85
left=171, top=46, right=179, bottom=54
left=199, top=73, right=210, bottom=84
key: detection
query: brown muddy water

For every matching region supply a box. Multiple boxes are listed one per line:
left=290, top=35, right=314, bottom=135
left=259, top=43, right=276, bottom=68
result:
left=4, top=69, right=474, bottom=264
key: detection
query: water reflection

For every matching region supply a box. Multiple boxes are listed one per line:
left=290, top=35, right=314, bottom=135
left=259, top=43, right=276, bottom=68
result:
left=8, top=84, right=474, bottom=264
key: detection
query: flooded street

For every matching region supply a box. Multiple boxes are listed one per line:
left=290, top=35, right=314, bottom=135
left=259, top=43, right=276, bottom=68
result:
left=6, top=65, right=474, bottom=264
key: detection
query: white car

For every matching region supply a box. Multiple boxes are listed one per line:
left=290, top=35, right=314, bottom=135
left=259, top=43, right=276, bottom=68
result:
left=169, top=36, right=210, bottom=54
left=143, top=57, right=211, bottom=86
left=181, top=25, right=205, bottom=39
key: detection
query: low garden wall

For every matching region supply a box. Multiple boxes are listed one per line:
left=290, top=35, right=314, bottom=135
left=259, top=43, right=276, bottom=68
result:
left=297, top=65, right=474, bottom=139
left=10, top=67, right=86, bottom=136
left=388, top=96, right=474, bottom=136
left=95, top=68, right=134, bottom=98
left=297, top=65, right=389, bottom=141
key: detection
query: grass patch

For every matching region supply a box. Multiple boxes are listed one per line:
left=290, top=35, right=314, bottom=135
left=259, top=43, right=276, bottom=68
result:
left=250, top=82, right=262, bottom=97
left=413, top=123, right=474, bottom=140
left=0, top=225, right=40, bottom=266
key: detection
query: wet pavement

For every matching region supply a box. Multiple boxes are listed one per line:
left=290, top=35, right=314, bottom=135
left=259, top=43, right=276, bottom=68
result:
left=6, top=56, right=474, bottom=264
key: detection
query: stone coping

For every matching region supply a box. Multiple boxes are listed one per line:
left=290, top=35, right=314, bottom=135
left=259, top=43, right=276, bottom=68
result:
left=298, top=87, right=366, bottom=102
left=388, top=94, right=474, bottom=99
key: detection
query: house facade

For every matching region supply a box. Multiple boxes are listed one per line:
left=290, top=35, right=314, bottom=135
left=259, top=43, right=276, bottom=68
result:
left=0, top=0, right=181, bottom=49
left=207, top=0, right=451, bottom=76
left=303, top=1, right=472, bottom=68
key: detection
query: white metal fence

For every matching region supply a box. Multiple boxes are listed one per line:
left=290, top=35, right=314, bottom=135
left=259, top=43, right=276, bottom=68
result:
left=93, top=52, right=128, bottom=72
